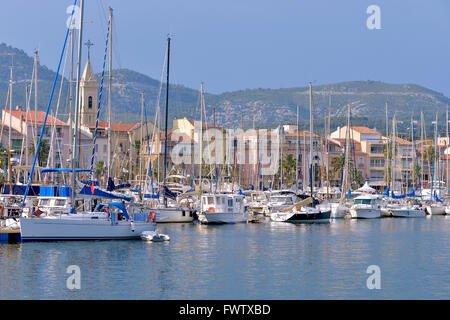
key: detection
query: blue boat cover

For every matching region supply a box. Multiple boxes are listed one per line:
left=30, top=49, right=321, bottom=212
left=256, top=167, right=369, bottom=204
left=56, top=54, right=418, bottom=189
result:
left=239, top=189, right=250, bottom=197
left=380, top=187, right=389, bottom=196
left=94, top=202, right=130, bottom=220
left=79, top=185, right=132, bottom=201
left=41, top=168, right=92, bottom=173
left=391, top=191, right=406, bottom=199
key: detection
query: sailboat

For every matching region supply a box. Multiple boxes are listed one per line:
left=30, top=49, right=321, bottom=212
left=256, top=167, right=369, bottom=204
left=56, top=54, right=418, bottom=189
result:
left=330, top=103, right=352, bottom=218
left=270, top=82, right=330, bottom=223
left=195, top=83, right=248, bottom=224
left=19, top=3, right=156, bottom=240
left=426, top=114, right=446, bottom=215
left=141, top=36, right=194, bottom=223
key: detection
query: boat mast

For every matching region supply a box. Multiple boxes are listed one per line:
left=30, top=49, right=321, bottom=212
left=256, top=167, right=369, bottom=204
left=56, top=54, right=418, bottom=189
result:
left=385, top=100, right=389, bottom=191
left=411, top=116, right=414, bottom=191
left=296, top=104, right=299, bottom=192
left=342, top=103, right=351, bottom=202
left=309, top=82, right=314, bottom=197
left=280, top=123, right=283, bottom=189
left=447, top=108, right=449, bottom=195
left=162, top=35, right=171, bottom=206
left=34, top=50, right=38, bottom=139
left=391, top=114, right=396, bottom=192
left=8, top=58, right=13, bottom=156
left=199, top=81, right=204, bottom=194
left=140, top=91, right=144, bottom=190
left=71, top=0, right=84, bottom=212
left=326, top=99, right=331, bottom=197
left=107, top=7, right=113, bottom=183
left=8, top=58, right=13, bottom=193
left=302, top=130, right=306, bottom=191
left=420, top=111, right=424, bottom=188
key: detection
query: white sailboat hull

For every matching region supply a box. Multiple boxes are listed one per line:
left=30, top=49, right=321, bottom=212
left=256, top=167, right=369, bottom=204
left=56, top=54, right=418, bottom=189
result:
left=330, top=203, right=348, bottom=219
left=20, top=217, right=155, bottom=241
left=156, top=207, right=194, bottom=223
left=426, top=205, right=446, bottom=215
left=197, top=212, right=248, bottom=224
left=350, top=208, right=381, bottom=219
left=390, top=208, right=426, bottom=218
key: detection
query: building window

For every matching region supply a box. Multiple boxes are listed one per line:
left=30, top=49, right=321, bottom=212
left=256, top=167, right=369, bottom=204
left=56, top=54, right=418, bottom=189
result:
left=12, top=139, right=22, bottom=151
left=88, top=96, right=93, bottom=109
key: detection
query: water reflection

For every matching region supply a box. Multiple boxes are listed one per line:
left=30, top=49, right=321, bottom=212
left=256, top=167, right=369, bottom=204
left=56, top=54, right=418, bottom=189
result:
left=0, top=217, right=449, bottom=299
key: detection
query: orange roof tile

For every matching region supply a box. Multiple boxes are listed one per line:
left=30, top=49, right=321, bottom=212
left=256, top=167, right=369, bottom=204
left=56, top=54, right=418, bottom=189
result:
left=5, top=110, right=68, bottom=126
left=395, top=137, right=412, bottom=145
left=88, top=121, right=140, bottom=132
left=351, top=126, right=381, bottom=135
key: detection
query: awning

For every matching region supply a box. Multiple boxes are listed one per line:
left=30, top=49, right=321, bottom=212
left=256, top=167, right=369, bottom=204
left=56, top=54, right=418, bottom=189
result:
left=41, top=168, right=92, bottom=174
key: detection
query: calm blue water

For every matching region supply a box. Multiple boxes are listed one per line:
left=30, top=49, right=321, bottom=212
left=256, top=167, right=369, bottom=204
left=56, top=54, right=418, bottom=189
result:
left=0, top=216, right=449, bottom=299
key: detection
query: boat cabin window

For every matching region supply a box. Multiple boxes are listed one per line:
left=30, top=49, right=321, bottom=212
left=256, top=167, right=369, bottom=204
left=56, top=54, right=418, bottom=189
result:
left=252, top=194, right=265, bottom=201
left=202, top=197, right=207, bottom=205
left=354, top=199, right=372, bottom=205
left=228, top=199, right=233, bottom=207
left=55, top=199, right=66, bottom=206
left=39, top=199, right=50, bottom=206
left=216, top=197, right=225, bottom=205
left=207, top=197, right=214, bottom=205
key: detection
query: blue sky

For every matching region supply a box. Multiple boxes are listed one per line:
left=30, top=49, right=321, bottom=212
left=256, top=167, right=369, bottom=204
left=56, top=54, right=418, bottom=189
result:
left=1, top=0, right=449, bottom=96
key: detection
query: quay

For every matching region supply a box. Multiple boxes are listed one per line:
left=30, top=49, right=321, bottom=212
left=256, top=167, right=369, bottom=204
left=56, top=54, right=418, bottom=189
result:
left=0, top=221, right=21, bottom=243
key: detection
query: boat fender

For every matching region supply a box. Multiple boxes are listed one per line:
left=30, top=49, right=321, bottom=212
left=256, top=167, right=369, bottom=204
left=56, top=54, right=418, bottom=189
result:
left=208, top=207, right=215, bottom=213
left=147, top=210, right=156, bottom=223
left=130, top=222, right=135, bottom=232
left=0, top=205, right=3, bottom=218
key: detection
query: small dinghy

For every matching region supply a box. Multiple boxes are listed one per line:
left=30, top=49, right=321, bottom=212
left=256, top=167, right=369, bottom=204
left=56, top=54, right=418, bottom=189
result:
left=140, top=230, right=170, bottom=242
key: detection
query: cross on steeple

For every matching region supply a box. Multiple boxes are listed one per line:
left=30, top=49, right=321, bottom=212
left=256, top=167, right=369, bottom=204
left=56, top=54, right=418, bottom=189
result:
left=85, top=40, right=94, bottom=60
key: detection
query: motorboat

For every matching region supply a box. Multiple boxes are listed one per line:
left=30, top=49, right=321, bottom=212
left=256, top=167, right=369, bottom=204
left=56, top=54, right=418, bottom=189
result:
left=246, top=191, right=269, bottom=215
left=270, top=197, right=330, bottom=223
left=263, top=190, right=299, bottom=216
left=349, top=194, right=382, bottom=219
left=140, top=230, right=170, bottom=242
left=197, top=193, right=248, bottom=224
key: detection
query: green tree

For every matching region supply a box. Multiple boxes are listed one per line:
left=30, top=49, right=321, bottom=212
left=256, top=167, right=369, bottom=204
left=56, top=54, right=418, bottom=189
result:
left=95, top=160, right=106, bottom=181
left=280, top=154, right=297, bottom=186
left=330, top=155, right=343, bottom=183
left=29, top=138, right=50, bottom=167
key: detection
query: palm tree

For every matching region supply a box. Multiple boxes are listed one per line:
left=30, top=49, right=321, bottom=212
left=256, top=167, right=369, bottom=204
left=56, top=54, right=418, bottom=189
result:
left=29, top=138, right=50, bottom=167
left=281, top=154, right=297, bottom=186
left=95, top=160, right=106, bottom=182
left=330, top=155, right=343, bottom=184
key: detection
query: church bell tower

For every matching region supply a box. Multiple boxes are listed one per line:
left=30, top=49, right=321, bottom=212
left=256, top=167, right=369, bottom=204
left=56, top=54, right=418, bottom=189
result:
left=80, top=58, right=98, bottom=128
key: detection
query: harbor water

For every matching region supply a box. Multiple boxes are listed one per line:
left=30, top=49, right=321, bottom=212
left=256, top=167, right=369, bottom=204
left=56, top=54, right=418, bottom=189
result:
left=0, top=216, right=449, bottom=299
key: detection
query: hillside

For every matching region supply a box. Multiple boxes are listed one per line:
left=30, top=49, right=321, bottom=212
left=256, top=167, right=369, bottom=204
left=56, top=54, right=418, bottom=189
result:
left=1, top=43, right=449, bottom=135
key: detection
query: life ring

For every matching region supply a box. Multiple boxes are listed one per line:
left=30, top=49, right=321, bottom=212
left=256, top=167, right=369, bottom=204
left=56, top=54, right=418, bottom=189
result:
left=208, top=207, right=215, bottom=213
left=147, top=210, right=156, bottom=223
